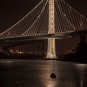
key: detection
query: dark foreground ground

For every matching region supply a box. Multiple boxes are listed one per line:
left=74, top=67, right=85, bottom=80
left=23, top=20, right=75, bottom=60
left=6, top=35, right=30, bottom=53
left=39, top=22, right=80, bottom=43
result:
left=0, top=59, right=87, bottom=87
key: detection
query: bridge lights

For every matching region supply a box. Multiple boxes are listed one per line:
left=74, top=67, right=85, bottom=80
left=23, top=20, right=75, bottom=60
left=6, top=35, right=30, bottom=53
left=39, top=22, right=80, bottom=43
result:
left=47, top=0, right=57, bottom=59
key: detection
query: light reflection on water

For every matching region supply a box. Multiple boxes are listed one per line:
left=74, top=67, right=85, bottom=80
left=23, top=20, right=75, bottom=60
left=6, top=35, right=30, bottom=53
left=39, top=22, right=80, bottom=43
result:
left=0, top=59, right=87, bottom=87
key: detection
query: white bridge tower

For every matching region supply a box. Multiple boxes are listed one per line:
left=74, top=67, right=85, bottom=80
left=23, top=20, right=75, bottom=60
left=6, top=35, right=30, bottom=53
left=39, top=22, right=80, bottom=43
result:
left=47, top=0, right=57, bottom=58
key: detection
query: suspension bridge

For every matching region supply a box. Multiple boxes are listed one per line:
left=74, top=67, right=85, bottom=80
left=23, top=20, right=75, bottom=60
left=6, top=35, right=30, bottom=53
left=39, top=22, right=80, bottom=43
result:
left=0, top=0, right=87, bottom=59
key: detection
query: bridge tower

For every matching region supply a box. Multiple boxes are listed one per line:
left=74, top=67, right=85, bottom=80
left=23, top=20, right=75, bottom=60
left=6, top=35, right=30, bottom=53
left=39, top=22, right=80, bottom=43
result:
left=47, top=0, right=57, bottom=59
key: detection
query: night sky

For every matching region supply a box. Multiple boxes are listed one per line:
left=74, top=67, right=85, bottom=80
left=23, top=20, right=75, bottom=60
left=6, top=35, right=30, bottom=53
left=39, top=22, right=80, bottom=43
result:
left=0, top=0, right=87, bottom=32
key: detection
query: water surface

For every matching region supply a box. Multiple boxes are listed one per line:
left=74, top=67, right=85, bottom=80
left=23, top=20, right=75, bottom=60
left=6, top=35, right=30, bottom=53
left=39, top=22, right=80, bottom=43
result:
left=0, top=59, right=87, bottom=87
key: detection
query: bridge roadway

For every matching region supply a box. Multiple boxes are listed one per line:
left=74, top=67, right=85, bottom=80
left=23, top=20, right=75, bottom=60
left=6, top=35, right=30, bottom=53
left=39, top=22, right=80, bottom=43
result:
left=0, top=30, right=87, bottom=46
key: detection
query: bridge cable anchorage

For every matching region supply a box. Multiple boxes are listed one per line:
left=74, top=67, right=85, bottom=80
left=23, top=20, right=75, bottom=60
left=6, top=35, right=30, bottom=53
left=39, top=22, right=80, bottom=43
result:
left=21, top=0, right=48, bottom=37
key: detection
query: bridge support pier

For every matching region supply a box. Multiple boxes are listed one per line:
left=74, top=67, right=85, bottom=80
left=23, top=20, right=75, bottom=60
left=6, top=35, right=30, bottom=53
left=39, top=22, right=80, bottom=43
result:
left=47, top=38, right=57, bottom=58
left=46, top=0, right=57, bottom=59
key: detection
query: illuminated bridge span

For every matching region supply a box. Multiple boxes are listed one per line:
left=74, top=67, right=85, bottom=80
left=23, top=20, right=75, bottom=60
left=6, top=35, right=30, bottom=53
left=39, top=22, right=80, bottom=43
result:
left=0, top=0, right=87, bottom=58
